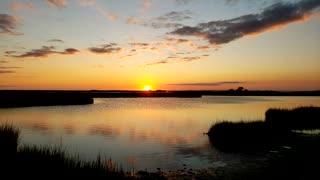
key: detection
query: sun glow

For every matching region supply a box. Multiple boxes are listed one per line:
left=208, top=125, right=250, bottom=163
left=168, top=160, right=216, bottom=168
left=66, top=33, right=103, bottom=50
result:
left=143, top=85, right=152, bottom=91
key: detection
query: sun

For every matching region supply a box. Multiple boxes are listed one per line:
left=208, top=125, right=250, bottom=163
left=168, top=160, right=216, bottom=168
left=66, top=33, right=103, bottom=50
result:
left=143, top=85, right=152, bottom=91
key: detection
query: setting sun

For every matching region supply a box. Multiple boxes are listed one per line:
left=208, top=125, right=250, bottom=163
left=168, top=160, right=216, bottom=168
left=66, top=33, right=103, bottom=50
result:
left=143, top=85, right=152, bottom=91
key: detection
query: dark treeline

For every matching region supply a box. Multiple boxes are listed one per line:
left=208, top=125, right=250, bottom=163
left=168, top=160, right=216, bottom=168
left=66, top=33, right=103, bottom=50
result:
left=1, top=89, right=320, bottom=108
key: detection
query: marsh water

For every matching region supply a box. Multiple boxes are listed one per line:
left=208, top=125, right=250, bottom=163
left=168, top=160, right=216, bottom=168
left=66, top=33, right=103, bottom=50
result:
left=1, top=96, right=320, bottom=171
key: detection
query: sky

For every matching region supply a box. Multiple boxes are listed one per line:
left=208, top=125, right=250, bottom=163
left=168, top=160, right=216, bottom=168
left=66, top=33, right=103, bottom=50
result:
left=0, top=0, right=320, bottom=90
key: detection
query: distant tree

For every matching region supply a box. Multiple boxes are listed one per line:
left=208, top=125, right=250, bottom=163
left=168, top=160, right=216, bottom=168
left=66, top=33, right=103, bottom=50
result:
left=236, top=87, right=244, bottom=92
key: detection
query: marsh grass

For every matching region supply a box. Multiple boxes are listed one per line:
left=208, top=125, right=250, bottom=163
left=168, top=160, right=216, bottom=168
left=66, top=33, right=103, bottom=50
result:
left=0, top=124, right=20, bottom=156
left=207, top=121, right=291, bottom=152
left=265, top=106, right=320, bottom=130
left=208, top=107, right=320, bottom=152
left=0, top=124, right=126, bottom=178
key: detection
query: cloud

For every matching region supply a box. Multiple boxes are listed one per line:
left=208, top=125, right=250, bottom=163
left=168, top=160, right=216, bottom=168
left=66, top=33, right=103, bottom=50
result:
left=0, top=70, right=16, bottom=74
left=107, top=13, right=119, bottom=21
left=156, top=10, right=193, bottom=21
left=79, top=0, right=96, bottom=6
left=145, top=60, right=168, bottom=66
left=180, top=56, right=201, bottom=62
left=0, top=14, right=22, bottom=35
left=167, top=81, right=244, bottom=86
left=165, top=37, right=192, bottom=44
left=47, top=39, right=64, bottom=43
left=62, top=48, right=79, bottom=54
left=129, top=42, right=149, bottom=47
left=5, top=51, right=18, bottom=55
left=88, top=44, right=122, bottom=54
left=126, top=17, right=140, bottom=24
left=175, top=0, right=193, bottom=5
left=141, top=0, right=152, bottom=8
left=0, top=60, right=9, bottom=63
left=0, top=66, right=22, bottom=69
left=10, top=2, right=34, bottom=11
left=12, top=46, right=79, bottom=58
left=170, top=0, right=320, bottom=45
left=46, top=0, right=66, bottom=8
left=147, top=22, right=183, bottom=29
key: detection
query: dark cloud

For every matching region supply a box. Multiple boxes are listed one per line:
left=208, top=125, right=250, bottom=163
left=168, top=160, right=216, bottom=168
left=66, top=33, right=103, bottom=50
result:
left=5, top=51, right=18, bottom=55
left=165, top=37, right=191, bottom=44
left=170, top=0, right=320, bottom=45
left=0, top=14, right=22, bottom=35
left=47, top=39, right=64, bottom=43
left=63, top=48, right=79, bottom=54
left=129, top=42, right=149, bottom=46
left=147, top=22, right=183, bottom=29
left=156, top=10, right=193, bottom=21
left=46, top=0, right=66, bottom=8
left=167, top=81, right=245, bottom=86
left=0, top=70, right=16, bottom=73
left=12, top=46, right=79, bottom=58
left=89, top=44, right=122, bottom=54
left=145, top=60, right=168, bottom=66
left=0, top=60, right=9, bottom=63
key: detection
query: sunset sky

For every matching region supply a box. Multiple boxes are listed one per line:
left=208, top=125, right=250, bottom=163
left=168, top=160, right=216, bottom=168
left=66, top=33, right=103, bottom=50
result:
left=1, top=0, right=320, bottom=90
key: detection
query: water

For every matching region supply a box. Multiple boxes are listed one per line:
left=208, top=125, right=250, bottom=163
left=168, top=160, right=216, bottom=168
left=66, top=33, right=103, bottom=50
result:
left=1, top=96, right=320, bottom=171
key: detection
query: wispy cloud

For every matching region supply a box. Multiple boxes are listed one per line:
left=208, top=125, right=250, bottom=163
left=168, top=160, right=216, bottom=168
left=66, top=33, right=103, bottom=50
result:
left=88, top=44, right=122, bottom=54
left=147, top=22, right=183, bottom=29
left=0, top=70, right=16, bottom=74
left=79, top=0, right=96, bottom=7
left=175, top=0, right=193, bottom=5
left=11, top=46, right=79, bottom=58
left=46, top=0, right=67, bottom=8
left=10, top=2, right=34, bottom=11
left=141, top=0, right=152, bottom=8
left=0, top=66, right=22, bottom=69
left=106, top=13, right=119, bottom=21
left=170, top=0, right=320, bottom=45
left=47, top=39, right=64, bottom=43
left=156, top=10, right=193, bottom=21
left=0, top=14, right=22, bottom=35
left=126, top=17, right=140, bottom=24
left=167, top=81, right=245, bottom=86
left=145, top=60, right=168, bottom=66
left=129, top=42, right=149, bottom=47
left=180, top=56, right=201, bottom=62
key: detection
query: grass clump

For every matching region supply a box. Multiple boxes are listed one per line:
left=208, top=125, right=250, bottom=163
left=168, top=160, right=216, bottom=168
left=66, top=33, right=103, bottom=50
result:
left=265, top=106, right=320, bottom=130
left=208, top=106, right=320, bottom=152
left=0, top=124, right=126, bottom=179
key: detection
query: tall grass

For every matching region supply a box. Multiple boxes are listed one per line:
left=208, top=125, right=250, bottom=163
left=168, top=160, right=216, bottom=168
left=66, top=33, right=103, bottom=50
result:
left=0, top=124, right=20, bottom=156
left=265, top=106, right=320, bottom=130
left=0, top=124, right=126, bottom=178
left=208, top=106, right=320, bottom=152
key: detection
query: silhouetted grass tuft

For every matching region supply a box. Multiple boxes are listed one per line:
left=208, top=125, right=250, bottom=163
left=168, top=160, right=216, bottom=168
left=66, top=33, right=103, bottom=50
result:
left=207, top=121, right=290, bottom=152
left=0, top=124, right=126, bottom=178
left=208, top=106, right=320, bottom=152
left=0, top=124, right=20, bottom=156
left=265, top=106, right=320, bottom=130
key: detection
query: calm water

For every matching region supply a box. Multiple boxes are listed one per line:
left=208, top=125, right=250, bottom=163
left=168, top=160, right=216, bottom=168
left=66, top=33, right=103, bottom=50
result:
left=1, top=96, right=320, bottom=171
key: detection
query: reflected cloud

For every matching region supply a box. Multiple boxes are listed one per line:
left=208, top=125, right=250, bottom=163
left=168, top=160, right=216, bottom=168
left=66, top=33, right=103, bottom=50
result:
left=89, top=125, right=122, bottom=137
